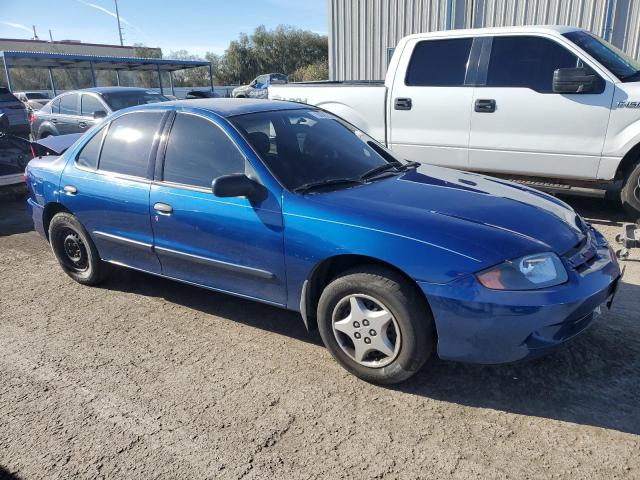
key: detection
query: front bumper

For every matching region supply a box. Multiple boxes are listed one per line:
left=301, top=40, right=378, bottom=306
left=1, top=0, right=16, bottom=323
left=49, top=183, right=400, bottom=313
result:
left=419, top=232, right=622, bottom=364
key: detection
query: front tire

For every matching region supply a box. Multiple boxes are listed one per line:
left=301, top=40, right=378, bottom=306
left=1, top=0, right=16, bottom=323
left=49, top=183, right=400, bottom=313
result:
left=621, top=162, right=640, bottom=219
left=49, top=212, right=109, bottom=285
left=317, top=266, right=435, bottom=384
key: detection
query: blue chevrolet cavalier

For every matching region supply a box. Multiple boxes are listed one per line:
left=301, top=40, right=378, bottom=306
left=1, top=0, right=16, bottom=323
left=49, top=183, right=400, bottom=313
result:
left=26, top=99, right=622, bottom=384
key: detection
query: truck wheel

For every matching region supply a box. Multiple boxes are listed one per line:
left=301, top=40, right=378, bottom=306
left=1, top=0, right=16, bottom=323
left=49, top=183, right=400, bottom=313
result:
left=49, top=212, right=109, bottom=286
left=317, top=266, right=435, bottom=384
left=621, top=162, right=640, bottom=219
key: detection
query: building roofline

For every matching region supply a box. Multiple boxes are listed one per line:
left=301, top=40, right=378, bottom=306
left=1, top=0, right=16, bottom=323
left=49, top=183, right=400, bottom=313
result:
left=0, top=37, right=160, bottom=51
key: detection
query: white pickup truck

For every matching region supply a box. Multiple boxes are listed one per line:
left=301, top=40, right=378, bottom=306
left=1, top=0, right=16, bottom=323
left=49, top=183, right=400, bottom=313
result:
left=269, top=25, right=640, bottom=216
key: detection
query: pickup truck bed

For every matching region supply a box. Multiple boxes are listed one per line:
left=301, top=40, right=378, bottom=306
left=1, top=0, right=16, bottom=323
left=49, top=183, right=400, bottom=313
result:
left=269, top=81, right=387, bottom=144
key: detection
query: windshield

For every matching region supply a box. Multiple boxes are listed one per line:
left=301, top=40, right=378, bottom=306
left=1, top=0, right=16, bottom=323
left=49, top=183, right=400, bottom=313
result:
left=230, top=108, right=402, bottom=191
left=100, top=90, right=168, bottom=111
left=26, top=92, right=49, bottom=100
left=564, top=30, right=640, bottom=81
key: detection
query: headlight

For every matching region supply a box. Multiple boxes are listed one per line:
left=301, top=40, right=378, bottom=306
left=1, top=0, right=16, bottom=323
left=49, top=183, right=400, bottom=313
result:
left=477, top=252, right=568, bottom=290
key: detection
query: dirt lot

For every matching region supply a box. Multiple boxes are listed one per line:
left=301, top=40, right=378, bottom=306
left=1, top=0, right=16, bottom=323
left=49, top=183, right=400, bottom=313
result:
left=0, top=196, right=639, bottom=480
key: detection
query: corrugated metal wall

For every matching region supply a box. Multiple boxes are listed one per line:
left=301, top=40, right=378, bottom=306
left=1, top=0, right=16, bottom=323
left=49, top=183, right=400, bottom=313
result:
left=329, top=0, right=640, bottom=80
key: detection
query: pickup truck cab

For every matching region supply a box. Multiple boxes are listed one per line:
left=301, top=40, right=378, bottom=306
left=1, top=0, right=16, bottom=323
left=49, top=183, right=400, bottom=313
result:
left=233, top=73, right=288, bottom=99
left=269, top=26, right=640, bottom=216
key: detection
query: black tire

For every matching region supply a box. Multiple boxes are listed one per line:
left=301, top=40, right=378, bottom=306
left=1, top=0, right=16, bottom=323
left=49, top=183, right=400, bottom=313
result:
left=48, top=212, right=109, bottom=285
left=621, top=162, right=640, bottom=219
left=317, top=266, right=435, bottom=384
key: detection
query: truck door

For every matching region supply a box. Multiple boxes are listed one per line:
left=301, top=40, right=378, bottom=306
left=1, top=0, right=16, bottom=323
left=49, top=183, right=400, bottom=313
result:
left=388, top=36, right=475, bottom=169
left=468, top=35, right=614, bottom=179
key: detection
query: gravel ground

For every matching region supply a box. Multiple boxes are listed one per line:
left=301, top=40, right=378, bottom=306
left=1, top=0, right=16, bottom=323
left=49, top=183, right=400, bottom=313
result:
left=0, top=196, right=639, bottom=479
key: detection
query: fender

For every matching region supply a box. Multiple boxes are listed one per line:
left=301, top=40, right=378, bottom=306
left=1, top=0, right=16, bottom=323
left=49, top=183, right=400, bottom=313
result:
left=37, top=121, right=60, bottom=139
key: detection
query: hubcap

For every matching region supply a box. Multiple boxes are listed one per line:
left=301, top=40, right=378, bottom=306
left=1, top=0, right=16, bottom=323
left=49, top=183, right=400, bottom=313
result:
left=331, top=294, right=401, bottom=368
left=59, top=229, right=88, bottom=271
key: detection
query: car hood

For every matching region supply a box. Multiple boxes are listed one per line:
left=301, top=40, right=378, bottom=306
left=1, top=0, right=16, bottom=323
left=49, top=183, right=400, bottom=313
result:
left=299, top=164, right=586, bottom=265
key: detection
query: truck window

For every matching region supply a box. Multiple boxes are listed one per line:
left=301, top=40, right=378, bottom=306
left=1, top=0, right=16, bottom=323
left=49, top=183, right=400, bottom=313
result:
left=405, top=38, right=473, bottom=87
left=486, top=36, right=581, bottom=93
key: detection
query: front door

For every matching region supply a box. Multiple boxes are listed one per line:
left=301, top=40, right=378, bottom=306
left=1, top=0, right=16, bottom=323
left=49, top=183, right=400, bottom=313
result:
left=468, top=35, right=614, bottom=179
left=388, top=36, right=475, bottom=169
left=149, top=112, right=287, bottom=306
left=60, top=111, right=167, bottom=273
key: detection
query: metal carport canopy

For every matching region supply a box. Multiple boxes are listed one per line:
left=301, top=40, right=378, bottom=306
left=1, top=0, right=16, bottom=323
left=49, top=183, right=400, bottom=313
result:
left=1, top=50, right=214, bottom=95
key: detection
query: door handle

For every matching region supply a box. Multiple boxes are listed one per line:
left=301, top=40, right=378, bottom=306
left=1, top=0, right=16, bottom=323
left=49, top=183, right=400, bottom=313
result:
left=394, top=97, right=412, bottom=110
left=475, top=99, right=496, bottom=113
left=63, top=185, right=77, bottom=195
left=51, top=118, right=58, bottom=123
left=78, top=121, right=87, bottom=128
left=154, top=202, right=173, bottom=215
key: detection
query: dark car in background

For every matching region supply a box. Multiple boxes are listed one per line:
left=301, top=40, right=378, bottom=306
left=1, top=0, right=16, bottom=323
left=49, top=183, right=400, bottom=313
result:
left=14, top=91, right=51, bottom=111
left=0, top=87, right=30, bottom=137
left=31, top=87, right=169, bottom=139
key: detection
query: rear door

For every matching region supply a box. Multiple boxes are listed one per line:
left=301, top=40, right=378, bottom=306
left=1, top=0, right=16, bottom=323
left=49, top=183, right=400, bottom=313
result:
left=468, top=35, right=614, bottom=179
left=60, top=110, right=168, bottom=273
left=149, top=111, right=287, bottom=305
left=57, top=93, right=82, bottom=134
left=388, top=36, right=476, bottom=168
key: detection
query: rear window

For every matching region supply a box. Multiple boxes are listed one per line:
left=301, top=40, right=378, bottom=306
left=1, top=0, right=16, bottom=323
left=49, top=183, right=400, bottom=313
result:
left=0, top=88, right=19, bottom=102
left=405, top=38, right=473, bottom=87
left=26, top=92, right=49, bottom=100
left=100, top=90, right=168, bottom=111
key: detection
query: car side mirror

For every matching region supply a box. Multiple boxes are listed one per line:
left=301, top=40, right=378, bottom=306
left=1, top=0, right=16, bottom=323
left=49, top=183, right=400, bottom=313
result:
left=93, top=110, right=107, bottom=119
left=249, top=80, right=257, bottom=87
left=553, top=67, right=597, bottom=94
left=212, top=174, right=267, bottom=201
left=0, top=113, right=8, bottom=133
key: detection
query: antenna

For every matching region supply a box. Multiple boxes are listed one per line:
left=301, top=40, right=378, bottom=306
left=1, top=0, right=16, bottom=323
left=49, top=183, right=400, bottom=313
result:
left=32, top=25, right=39, bottom=40
left=49, top=29, right=53, bottom=42
left=114, top=0, right=124, bottom=46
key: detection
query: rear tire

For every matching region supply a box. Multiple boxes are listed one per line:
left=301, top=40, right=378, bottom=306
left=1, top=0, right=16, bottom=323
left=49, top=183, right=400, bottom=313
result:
left=49, top=212, right=109, bottom=286
left=621, top=162, right=640, bottom=219
left=317, top=266, right=435, bottom=384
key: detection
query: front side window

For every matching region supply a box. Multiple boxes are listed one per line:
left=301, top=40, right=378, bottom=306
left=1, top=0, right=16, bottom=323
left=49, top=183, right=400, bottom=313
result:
left=98, top=112, right=163, bottom=177
left=487, top=36, right=581, bottom=92
left=76, top=125, right=106, bottom=170
left=564, top=30, right=640, bottom=81
left=51, top=98, right=61, bottom=114
left=81, top=95, right=106, bottom=117
left=231, top=108, right=400, bottom=191
left=59, top=94, right=79, bottom=115
left=163, top=113, right=245, bottom=188
left=405, top=38, right=473, bottom=86
left=99, top=90, right=168, bottom=111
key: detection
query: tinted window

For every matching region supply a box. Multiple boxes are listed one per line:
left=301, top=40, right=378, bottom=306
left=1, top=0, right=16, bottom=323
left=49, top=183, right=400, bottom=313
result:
left=405, top=38, right=473, bottom=86
left=81, top=95, right=105, bottom=117
left=59, top=94, right=79, bottom=115
left=0, top=87, right=19, bottom=102
left=231, top=108, right=399, bottom=191
left=487, top=36, right=580, bottom=92
left=76, top=126, right=106, bottom=169
left=100, top=90, right=168, bottom=111
left=26, top=92, right=48, bottom=100
left=98, top=112, right=163, bottom=177
left=163, top=113, right=245, bottom=188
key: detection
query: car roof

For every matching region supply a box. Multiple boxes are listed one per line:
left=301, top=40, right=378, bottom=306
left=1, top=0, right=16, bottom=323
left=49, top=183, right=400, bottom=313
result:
left=403, top=24, right=582, bottom=41
left=54, top=87, right=161, bottom=96
left=157, top=98, right=308, bottom=117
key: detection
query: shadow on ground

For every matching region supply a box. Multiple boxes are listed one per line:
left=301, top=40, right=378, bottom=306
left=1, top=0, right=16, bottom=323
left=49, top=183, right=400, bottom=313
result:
left=0, top=466, right=22, bottom=480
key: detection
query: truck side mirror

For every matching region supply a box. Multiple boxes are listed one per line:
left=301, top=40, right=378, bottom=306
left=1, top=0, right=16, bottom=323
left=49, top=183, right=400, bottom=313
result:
left=553, top=67, right=597, bottom=94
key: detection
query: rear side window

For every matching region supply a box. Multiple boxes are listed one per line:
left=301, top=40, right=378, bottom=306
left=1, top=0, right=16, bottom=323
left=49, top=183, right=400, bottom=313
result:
left=59, top=94, right=79, bottom=115
left=163, top=113, right=245, bottom=188
left=76, top=126, right=106, bottom=170
left=98, top=112, right=163, bottom=177
left=487, top=36, right=580, bottom=92
left=405, top=38, right=473, bottom=86
left=81, top=95, right=105, bottom=117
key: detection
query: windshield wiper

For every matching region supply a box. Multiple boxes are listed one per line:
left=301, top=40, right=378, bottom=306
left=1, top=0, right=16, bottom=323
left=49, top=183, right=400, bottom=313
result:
left=293, top=177, right=364, bottom=194
left=359, top=162, right=402, bottom=181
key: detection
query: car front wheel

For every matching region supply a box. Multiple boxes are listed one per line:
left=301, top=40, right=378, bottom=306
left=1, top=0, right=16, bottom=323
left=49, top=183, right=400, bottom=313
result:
left=317, top=266, right=435, bottom=384
left=49, top=212, right=109, bottom=285
left=621, top=162, right=640, bottom=219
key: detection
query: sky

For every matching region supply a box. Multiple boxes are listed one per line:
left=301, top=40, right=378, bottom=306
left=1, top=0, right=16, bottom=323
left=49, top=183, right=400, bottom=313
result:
left=0, top=0, right=328, bottom=57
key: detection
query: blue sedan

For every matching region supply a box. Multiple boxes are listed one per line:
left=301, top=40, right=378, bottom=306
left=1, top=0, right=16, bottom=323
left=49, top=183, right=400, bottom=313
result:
left=26, top=99, right=622, bottom=384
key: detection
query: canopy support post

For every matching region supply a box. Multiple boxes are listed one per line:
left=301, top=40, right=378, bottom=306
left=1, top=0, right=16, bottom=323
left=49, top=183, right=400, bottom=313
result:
left=2, top=52, right=13, bottom=91
left=157, top=65, right=164, bottom=95
left=169, top=71, right=175, bottom=96
left=48, top=68, right=57, bottom=96
left=115, top=70, right=121, bottom=86
left=90, top=61, right=97, bottom=87
left=208, top=63, right=214, bottom=94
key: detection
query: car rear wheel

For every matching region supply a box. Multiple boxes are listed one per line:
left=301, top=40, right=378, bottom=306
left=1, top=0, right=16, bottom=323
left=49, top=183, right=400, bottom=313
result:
left=621, top=162, right=640, bottom=219
left=317, top=266, right=435, bottom=384
left=49, top=212, right=109, bottom=285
